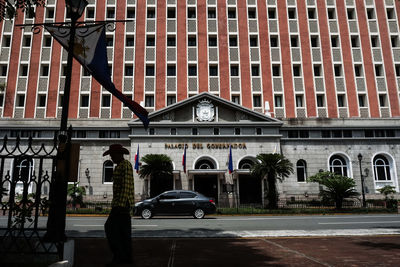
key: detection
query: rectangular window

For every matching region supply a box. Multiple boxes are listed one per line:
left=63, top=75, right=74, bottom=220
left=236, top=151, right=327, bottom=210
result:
left=188, top=65, right=197, bottom=76
left=107, top=8, right=115, bottom=19
left=296, top=95, right=303, bottom=107
left=379, top=94, right=387, bottom=107
left=334, top=65, right=342, bottom=76
left=23, top=36, right=31, bottom=47
left=288, top=8, right=296, bottom=19
left=167, top=36, right=176, bottom=46
left=43, top=36, right=52, bottom=47
left=0, top=94, right=4, bottom=107
left=3, top=36, right=11, bottom=47
left=214, top=128, right=219, bottom=135
left=209, top=65, right=218, bottom=76
left=106, top=36, right=113, bottom=47
left=321, top=130, right=331, bottom=138
left=228, top=9, right=236, bottom=19
left=38, top=95, right=46, bottom=107
left=290, top=36, right=298, bottom=47
left=167, top=65, right=176, bottom=76
left=229, top=36, right=238, bottom=46
left=146, top=36, right=155, bottom=46
left=396, top=65, right=400, bottom=76
left=188, top=8, right=196, bottom=18
left=367, top=8, right=375, bottom=20
left=167, top=8, right=175, bottom=18
left=80, top=95, right=89, bottom=107
left=337, top=95, right=345, bottom=107
left=208, top=8, right=216, bottom=18
left=293, top=65, right=301, bottom=76
left=311, top=36, right=319, bottom=47
left=167, top=95, right=176, bottom=106
left=272, top=65, right=280, bottom=76
left=308, top=8, right=316, bottom=19
left=375, top=65, right=383, bottom=76
left=248, top=9, right=256, bottom=19
left=170, top=128, right=177, bottom=135
left=125, top=65, right=133, bottom=76
left=232, top=95, right=240, bottom=104
left=17, top=94, right=25, bottom=107
left=317, top=95, right=325, bottom=107
left=347, top=8, right=355, bottom=20
left=0, top=65, right=7, bottom=76
left=102, top=95, right=111, bottom=107
left=253, top=95, right=261, bottom=107
left=145, top=95, right=154, bottom=107
left=391, top=36, right=399, bottom=47
left=270, top=36, right=278, bottom=47
left=230, top=66, right=239, bottom=76
left=46, top=8, right=54, bottom=18
left=371, top=36, right=379, bottom=47
left=208, top=36, right=217, bottom=47
left=86, top=8, right=95, bottom=18
left=331, top=36, right=339, bottom=47
left=234, top=128, right=240, bottom=135
left=21, top=65, right=28, bottom=76
left=328, top=8, right=335, bottom=19
left=274, top=95, right=283, bottom=107
left=192, top=128, right=198, bottom=135
left=288, top=131, right=298, bottom=138
left=354, top=65, right=362, bottom=77
left=387, top=8, right=395, bottom=19
left=249, top=36, right=258, bottom=47
left=147, top=9, right=155, bottom=18
left=127, top=8, right=135, bottom=18
left=126, top=36, right=135, bottom=46
left=188, top=36, right=196, bottom=46
left=358, top=94, right=366, bottom=107
left=268, top=8, right=276, bottom=19
left=149, top=128, right=155, bottom=135
left=41, top=65, right=49, bottom=76
left=251, top=65, right=259, bottom=76
left=146, top=65, right=155, bottom=76
left=256, top=128, right=262, bottom=135
left=351, top=36, right=359, bottom=47
left=313, top=65, right=321, bottom=76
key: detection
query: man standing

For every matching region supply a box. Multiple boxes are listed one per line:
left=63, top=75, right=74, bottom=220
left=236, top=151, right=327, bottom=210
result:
left=103, top=144, right=135, bottom=265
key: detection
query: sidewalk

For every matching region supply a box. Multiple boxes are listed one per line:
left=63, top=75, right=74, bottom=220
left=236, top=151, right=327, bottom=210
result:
left=74, top=235, right=400, bottom=267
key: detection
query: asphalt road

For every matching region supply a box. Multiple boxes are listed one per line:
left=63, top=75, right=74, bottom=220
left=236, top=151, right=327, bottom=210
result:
left=1, top=214, right=400, bottom=237
left=3, top=214, right=399, bottom=237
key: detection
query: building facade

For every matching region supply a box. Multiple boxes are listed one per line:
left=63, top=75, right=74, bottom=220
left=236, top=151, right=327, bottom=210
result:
left=0, top=0, right=399, bottom=204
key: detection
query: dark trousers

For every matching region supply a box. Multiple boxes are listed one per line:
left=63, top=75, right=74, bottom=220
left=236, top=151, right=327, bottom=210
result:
left=105, top=207, right=132, bottom=263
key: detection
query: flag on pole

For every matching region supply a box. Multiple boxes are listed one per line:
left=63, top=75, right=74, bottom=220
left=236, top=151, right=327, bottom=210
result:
left=228, top=145, right=233, bottom=174
left=44, top=24, right=149, bottom=129
left=134, top=145, right=140, bottom=173
left=182, top=145, right=187, bottom=173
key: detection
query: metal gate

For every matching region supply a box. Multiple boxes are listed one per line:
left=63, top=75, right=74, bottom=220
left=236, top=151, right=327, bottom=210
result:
left=0, top=134, right=63, bottom=262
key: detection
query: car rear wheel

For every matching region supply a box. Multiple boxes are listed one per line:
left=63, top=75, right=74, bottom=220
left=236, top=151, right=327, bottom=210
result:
left=141, top=208, right=152, bottom=219
left=193, top=208, right=205, bottom=219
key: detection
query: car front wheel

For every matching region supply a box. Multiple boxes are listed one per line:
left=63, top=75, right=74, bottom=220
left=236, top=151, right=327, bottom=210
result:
left=193, top=208, right=205, bottom=219
left=141, top=208, right=152, bottom=219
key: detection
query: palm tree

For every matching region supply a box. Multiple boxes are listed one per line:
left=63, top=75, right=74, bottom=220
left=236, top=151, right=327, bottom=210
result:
left=139, top=154, right=173, bottom=197
left=251, top=153, right=294, bottom=209
left=308, top=171, right=359, bottom=209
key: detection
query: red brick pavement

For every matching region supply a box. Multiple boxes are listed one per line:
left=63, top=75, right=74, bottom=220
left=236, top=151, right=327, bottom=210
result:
left=74, top=236, right=400, bottom=267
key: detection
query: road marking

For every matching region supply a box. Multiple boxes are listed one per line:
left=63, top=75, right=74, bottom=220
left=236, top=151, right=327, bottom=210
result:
left=262, top=239, right=333, bottom=267
left=73, top=224, right=158, bottom=227
left=215, top=215, right=400, bottom=221
left=168, top=240, right=176, bottom=267
left=318, top=221, right=400, bottom=225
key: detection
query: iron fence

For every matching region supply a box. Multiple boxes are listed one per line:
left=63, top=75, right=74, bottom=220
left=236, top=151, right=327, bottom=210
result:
left=0, top=134, right=63, bottom=262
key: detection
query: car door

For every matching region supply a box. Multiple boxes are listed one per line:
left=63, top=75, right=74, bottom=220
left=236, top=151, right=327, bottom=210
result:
left=156, top=191, right=178, bottom=214
left=176, top=192, right=197, bottom=214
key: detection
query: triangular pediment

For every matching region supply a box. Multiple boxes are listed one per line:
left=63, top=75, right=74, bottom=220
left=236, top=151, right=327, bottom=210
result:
left=132, top=93, right=281, bottom=125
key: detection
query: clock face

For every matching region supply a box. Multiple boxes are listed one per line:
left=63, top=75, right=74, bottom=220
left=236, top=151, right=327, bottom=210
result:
left=196, top=100, right=215, bottom=122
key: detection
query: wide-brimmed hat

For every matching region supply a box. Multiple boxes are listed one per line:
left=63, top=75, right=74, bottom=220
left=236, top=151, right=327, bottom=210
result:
left=103, top=144, right=130, bottom=156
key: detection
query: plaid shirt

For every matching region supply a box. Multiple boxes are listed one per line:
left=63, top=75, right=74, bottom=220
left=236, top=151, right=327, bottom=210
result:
left=112, top=159, right=135, bottom=208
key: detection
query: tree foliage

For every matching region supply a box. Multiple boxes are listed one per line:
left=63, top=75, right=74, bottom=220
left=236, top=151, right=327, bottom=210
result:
left=139, top=154, right=173, bottom=180
left=0, top=0, right=46, bottom=21
left=308, top=171, right=359, bottom=209
left=251, top=153, right=293, bottom=209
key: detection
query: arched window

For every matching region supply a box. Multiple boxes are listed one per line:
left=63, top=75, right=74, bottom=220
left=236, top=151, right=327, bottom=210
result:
left=103, top=160, right=114, bottom=183
left=14, top=158, right=33, bottom=195
left=296, top=160, right=307, bottom=182
left=195, top=159, right=215, bottom=169
left=373, top=155, right=391, bottom=181
left=238, top=158, right=255, bottom=170
left=329, top=155, right=348, bottom=177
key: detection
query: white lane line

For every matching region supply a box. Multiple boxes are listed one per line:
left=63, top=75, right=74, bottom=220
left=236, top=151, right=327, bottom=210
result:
left=215, top=215, right=400, bottom=221
left=73, top=224, right=158, bottom=227
left=318, top=221, right=400, bottom=225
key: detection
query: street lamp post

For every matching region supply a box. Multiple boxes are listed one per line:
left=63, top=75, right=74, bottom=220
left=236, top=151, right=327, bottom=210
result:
left=44, top=0, right=88, bottom=242
left=358, top=153, right=367, bottom=208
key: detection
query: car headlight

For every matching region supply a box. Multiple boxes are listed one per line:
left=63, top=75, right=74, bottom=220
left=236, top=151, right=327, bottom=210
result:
left=134, top=202, right=141, bottom=207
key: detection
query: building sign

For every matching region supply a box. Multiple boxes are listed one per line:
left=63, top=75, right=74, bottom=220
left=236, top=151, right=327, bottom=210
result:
left=165, top=143, right=247, bottom=149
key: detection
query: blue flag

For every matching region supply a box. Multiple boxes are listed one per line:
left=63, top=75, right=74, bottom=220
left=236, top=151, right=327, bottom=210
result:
left=134, top=145, right=140, bottom=173
left=45, top=24, right=149, bottom=129
left=228, top=145, right=233, bottom=174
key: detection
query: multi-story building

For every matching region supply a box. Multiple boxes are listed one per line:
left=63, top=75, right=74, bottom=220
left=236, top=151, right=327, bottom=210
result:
left=0, top=0, right=399, bottom=205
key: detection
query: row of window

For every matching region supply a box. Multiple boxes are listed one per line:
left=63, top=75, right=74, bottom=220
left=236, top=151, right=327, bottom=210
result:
left=285, top=129, right=397, bottom=139
left=296, top=154, right=393, bottom=183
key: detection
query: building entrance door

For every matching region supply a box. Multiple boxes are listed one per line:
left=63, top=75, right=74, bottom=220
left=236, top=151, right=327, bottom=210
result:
left=239, top=174, right=262, bottom=204
left=150, top=175, right=173, bottom=197
left=194, top=175, right=218, bottom=203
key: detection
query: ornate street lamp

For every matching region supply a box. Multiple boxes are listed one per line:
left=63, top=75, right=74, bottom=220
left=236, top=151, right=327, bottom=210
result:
left=358, top=153, right=367, bottom=208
